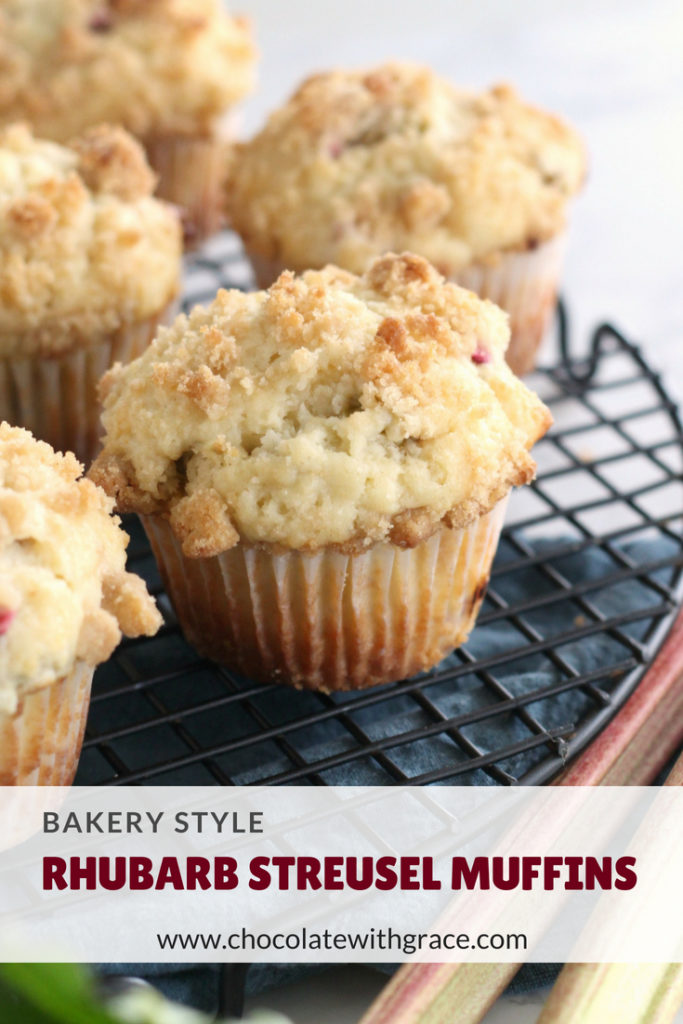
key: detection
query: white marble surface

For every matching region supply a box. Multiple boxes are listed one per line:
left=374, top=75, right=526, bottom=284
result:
left=234, top=2, right=683, bottom=1021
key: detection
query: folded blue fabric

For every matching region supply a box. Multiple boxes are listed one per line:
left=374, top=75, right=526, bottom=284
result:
left=98, top=533, right=679, bottom=1015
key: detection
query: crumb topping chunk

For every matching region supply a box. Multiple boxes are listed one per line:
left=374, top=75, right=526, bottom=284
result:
left=0, top=423, right=161, bottom=712
left=227, top=63, right=586, bottom=274
left=0, top=0, right=256, bottom=140
left=0, top=123, right=181, bottom=354
left=91, top=253, right=552, bottom=555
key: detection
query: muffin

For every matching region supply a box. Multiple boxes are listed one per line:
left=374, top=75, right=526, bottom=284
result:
left=0, top=423, right=161, bottom=785
left=226, top=63, right=586, bottom=375
left=0, top=0, right=256, bottom=245
left=90, top=252, right=551, bottom=691
left=0, top=122, right=181, bottom=465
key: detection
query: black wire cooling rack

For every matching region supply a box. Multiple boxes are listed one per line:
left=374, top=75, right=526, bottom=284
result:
left=75, top=233, right=683, bottom=789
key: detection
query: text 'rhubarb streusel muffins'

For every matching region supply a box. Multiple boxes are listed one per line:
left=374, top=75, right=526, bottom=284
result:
left=227, top=63, right=586, bottom=374
left=91, top=253, right=552, bottom=691
left=0, top=0, right=256, bottom=243
left=0, top=123, right=181, bottom=465
left=0, top=424, right=161, bottom=784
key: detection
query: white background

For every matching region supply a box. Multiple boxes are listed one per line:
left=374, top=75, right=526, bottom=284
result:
left=230, top=2, right=683, bottom=1020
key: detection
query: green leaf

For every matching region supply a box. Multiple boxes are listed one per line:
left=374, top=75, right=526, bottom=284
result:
left=0, top=963, right=122, bottom=1024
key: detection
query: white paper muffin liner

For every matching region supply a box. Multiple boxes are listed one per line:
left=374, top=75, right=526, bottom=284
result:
left=145, top=126, right=234, bottom=248
left=0, top=305, right=173, bottom=466
left=246, top=232, right=566, bottom=377
left=0, top=661, right=93, bottom=786
left=142, top=498, right=507, bottom=692
left=447, top=233, right=567, bottom=375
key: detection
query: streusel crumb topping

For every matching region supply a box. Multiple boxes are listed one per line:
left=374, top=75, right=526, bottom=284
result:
left=227, top=63, right=585, bottom=275
left=0, top=0, right=256, bottom=140
left=0, top=423, right=161, bottom=712
left=0, top=123, right=181, bottom=354
left=91, top=253, right=552, bottom=555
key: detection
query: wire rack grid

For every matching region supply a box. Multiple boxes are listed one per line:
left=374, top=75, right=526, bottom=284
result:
left=75, top=233, right=683, bottom=789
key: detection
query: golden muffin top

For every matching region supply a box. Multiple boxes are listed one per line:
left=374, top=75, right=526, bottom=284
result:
left=0, top=423, right=161, bottom=712
left=227, top=63, right=585, bottom=275
left=0, top=123, right=182, bottom=354
left=0, top=0, right=256, bottom=139
left=91, top=252, right=552, bottom=555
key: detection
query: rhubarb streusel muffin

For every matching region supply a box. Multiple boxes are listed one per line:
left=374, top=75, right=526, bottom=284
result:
left=0, top=423, right=161, bottom=784
left=0, top=0, right=256, bottom=244
left=91, top=252, right=552, bottom=691
left=227, top=63, right=585, bottom=374
left=0, top=123, right=181, bottom=464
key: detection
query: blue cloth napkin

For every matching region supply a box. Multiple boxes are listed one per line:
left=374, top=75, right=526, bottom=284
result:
left=98, top=533, right=680, bottom=1015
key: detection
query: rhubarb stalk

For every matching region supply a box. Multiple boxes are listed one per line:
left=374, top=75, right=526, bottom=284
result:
left=664, top=748, right=683, bottom=788
left=523, top=750, right=683, bottom=1023
left=535, top=963, right=683, bottom=1024
left=358, top=610, right=683, bottom=1024
left=356, top=963, right=514, bottom=1024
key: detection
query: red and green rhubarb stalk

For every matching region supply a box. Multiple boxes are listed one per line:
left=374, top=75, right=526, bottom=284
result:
left=358, top=611, right=683, bottom=1024
left=536, top=747, right=683, bottom=1023
left=536, top=963, right=683, bottom=1024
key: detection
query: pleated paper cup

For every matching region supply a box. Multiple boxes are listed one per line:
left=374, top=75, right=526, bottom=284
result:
left=144, top=131, right=230, bottom=248
left=0, top=305, right=173, bottom=466
left=245, top=233, right=566, bottom=377
left=0, top=661, right=93, bottom=786
left=447, top=233, right=567, bottom=376
left=142, top=499, right=507, bottom=692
